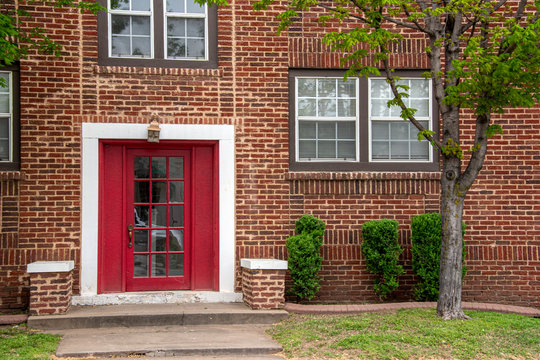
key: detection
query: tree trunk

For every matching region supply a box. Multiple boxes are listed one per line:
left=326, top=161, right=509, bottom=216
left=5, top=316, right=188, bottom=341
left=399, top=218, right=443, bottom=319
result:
left=437, top=170, right=470, bottom=320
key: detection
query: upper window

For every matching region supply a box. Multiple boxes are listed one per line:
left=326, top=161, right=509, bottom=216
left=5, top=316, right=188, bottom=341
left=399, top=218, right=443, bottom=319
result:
left=0, top=66, right=19, bottom=171
left=290, top=70, right=439, bottom=172
left=98, top=0, right=217, bottom=68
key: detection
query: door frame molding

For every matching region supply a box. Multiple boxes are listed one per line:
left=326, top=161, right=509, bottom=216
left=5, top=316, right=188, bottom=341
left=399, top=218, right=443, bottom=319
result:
left=81, top=123, right=235, bottom=296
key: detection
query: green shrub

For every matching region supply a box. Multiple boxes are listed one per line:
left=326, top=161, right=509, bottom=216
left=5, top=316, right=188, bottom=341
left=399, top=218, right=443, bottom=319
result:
left=411, top=212, right=467, bottom=301
left=361, top=219, right=404, bottom=299
left=286, top=214, right=325, bottom=302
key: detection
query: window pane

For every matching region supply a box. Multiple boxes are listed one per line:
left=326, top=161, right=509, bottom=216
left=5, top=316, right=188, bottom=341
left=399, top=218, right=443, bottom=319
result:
left=410, top=99, right=429, bottom=118
left=132, top=16, right=150, bottom=35
left=186, top=0, right=205, bottom=13
left=152, top=181, right=167, bottom=203
left=410, top=121, right=429, bottom=140
left=318, top=99, right=336, bottom=117
left=169, top=254, right=184, bottom=276
left=112, top=35, right=131, bottom=56
left=337, top=141, right=355, bottom=159
left=298, top=78, right=316, bottom=97
left=111, top=0, right=129, bottom=10
left=338, top=81, right=356, bottom=98
left=337, top=121, right=355, bottom=140
left=298, top=121, right=316, bottom=139
left=372, top=141, right=389, bottom=159
left=111, top=15, right=130, bottom=35
left=151, top=230, right=167, bottom=251
left=298, top=99, right=316, bottom=117
left=134, top=255, right=148, bottom=277
left=187, top=39, right=205, bottom=58
left=391, top=122, right=409, bottom=140
left=187, top=18, right=204, bottom=37
left=389, top=102, right=402, bottom=117
left=169, top=157, right=184, bottom=178
left=132, top=37, right=151, bottom=57
left=0, top=117, right=9, bottom=138
left=371, top=79, right=389, bottom=98
left=372, top=122, right=388, bottom=140
left=169, top=230, right=184, bottom=251
left=390, top=141, right=409, bottom=159
left=152, top=254, right=166, bottom=276
left=152, top=205, right=167, bottom=227
left=0, top=74, right=9, bottom=113
left=371, top=99, right=388, bottom=117
left=338, top=99, right=355, bottom=117
left=318, top=122, right=335, bottom=139
left=318, top=79, right=336, bottom=97
left=411, top=141, right=429, bottom=160
left=168, top=18, right=185, bottom=36
left=0, top=139, right=9, bottom=161
left=167, top=0, right=184, bottom=12
left=134, top=181, right=149, bottom=203
left=411, top=79, right=429, bottom=98
left=132, top=0, right=150, bottom=11
left=318, top=141, right=336, bottom=158
left=168, top=39, right=186, bottom=58
left=299, top=140, right=316, bottom=158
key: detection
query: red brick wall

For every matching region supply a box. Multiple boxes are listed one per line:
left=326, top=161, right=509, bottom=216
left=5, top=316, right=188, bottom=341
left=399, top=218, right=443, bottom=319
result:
left=29, top=271, right=73, bottom=315
left=0, top=1, right=538, bottom=310
left=242, top=267, right=286, bottom=309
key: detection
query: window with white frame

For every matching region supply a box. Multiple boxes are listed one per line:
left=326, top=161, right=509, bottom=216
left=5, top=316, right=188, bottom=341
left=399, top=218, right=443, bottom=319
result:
left=370, top=78, right=431, bottom=161
left=296, top=77, right=358, bottom=161
left=290, top=70, right=438, bottom=172
left=0, top=72, right=13, bottom=162
left=99, top=0, right=216, bottom=67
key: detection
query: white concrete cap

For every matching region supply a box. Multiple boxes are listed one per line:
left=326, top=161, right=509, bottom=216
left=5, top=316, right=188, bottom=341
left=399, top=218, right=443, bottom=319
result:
left=240, top=258, right=288, bottom=270
left=27, top=261, right=75, bottom=273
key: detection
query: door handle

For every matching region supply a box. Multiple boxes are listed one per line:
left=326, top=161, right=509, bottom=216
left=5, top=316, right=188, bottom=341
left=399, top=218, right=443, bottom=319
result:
left=128, top=224, right=133, bottom=248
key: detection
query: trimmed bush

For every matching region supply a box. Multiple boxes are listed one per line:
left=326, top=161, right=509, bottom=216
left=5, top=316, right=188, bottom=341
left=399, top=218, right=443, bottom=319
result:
left=286, top=214, right=325, bottom=302
left=411, top=212, right=467, bottom=301
left=361, top=219, right=404, bottom=299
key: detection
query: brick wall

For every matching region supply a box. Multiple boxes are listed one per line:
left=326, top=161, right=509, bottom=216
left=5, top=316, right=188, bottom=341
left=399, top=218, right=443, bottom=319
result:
left=0, top=1, right=538, bottom=310
left=242, top=267, right=286, bottom=309
left=28, top=271, right=73, bottom=315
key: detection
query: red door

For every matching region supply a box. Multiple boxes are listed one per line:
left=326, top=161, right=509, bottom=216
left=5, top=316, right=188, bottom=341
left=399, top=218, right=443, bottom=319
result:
left=99, top=141, right=218, bottom=293
left=126, top=149, right=191, bottom=291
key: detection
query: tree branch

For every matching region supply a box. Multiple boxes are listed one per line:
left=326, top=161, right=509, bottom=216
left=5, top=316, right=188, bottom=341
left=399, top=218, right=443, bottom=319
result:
left=460, top=113, right=490, bottom=189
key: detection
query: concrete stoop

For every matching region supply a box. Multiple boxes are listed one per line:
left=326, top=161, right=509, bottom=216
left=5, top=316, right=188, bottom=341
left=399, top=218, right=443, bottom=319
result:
left=28, top=303, right=288, bottom=358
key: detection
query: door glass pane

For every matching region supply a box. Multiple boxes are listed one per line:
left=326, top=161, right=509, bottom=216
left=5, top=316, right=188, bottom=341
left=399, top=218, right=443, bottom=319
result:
left=152, top=157, right=167, bottom=178
left=152, top=205, right=167, bottom=227
left=134, top=255, right=148, bottom=277
left=169, top=230, right=184, bottom=251
left=151, top=230, right=167, bottom=251
left=169, top=254, right=184, bottom=276
left=152, top=254, right=167, bottom=276
left=169, top=205, right=184, bottom=227
left=134, top=205, right=149, bottom=227
left=152, top=181, right=167, bottom=203
left=134, top=230, right=148, bottom=252
left=169, top=157, right=184, bottom=178
left=134, top=157, right=149, bottom=178
left=134, top=181, right=149, bottom=203
left=169, top=181, right=184, bottom=203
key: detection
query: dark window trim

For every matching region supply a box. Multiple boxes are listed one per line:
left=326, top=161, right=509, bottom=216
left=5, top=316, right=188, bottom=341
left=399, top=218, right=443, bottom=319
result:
left=289, top=68, right=440, bottom=172
left=97, top=0, right=218, bottom=69
left=0, top=63, right=20, bottom=171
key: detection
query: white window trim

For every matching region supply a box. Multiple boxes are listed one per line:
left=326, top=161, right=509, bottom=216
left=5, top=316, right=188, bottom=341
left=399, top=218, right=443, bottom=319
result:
left=368, top=77, right=433, bottom=163
left=0, top=71, right=13, bottom=163
left=295, top=76, right=360, bottom=163
left=164, top=2, right=209, bottom=61
left=81, top=123, right=236, bottom=296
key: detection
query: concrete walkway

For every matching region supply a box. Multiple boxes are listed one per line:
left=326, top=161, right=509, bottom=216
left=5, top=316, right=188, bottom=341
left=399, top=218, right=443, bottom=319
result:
left=284, top=301, right=540, bottom=317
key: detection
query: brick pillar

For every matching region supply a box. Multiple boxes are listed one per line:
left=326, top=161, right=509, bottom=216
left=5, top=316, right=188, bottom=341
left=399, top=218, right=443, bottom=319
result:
left=241, top=259, right=287, bottom=310
left=27, top=261, right=74, bottom=315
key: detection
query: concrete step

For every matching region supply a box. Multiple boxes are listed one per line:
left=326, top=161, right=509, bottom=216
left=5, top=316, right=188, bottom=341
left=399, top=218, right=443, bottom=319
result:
left=28, top=302, right=288, bottom=330
left=51, top=324, right=283, bottom=358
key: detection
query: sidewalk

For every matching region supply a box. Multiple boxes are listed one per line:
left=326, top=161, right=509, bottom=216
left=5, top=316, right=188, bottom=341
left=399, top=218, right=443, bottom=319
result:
left=284, top=301, right=540, bottom=317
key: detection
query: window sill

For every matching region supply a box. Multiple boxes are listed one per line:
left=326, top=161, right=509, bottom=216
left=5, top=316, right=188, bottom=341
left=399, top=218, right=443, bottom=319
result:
left=93, top=65, right=223, bottom=78
left=285, top=171, right=441, bottom=181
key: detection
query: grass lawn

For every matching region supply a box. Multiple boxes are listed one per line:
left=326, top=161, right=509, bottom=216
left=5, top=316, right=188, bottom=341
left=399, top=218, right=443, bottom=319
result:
left=0, top=325, right=60, bottom=360
left=268, top=308, right=540, bottom=360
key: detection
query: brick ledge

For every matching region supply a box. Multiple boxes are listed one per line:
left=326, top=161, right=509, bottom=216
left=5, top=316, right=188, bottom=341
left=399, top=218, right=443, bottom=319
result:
left=0, top=171, right=24, bottom=181
left=286, top=172, right=442, bottom=181
left=94, top=65, right=223, bottom=77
